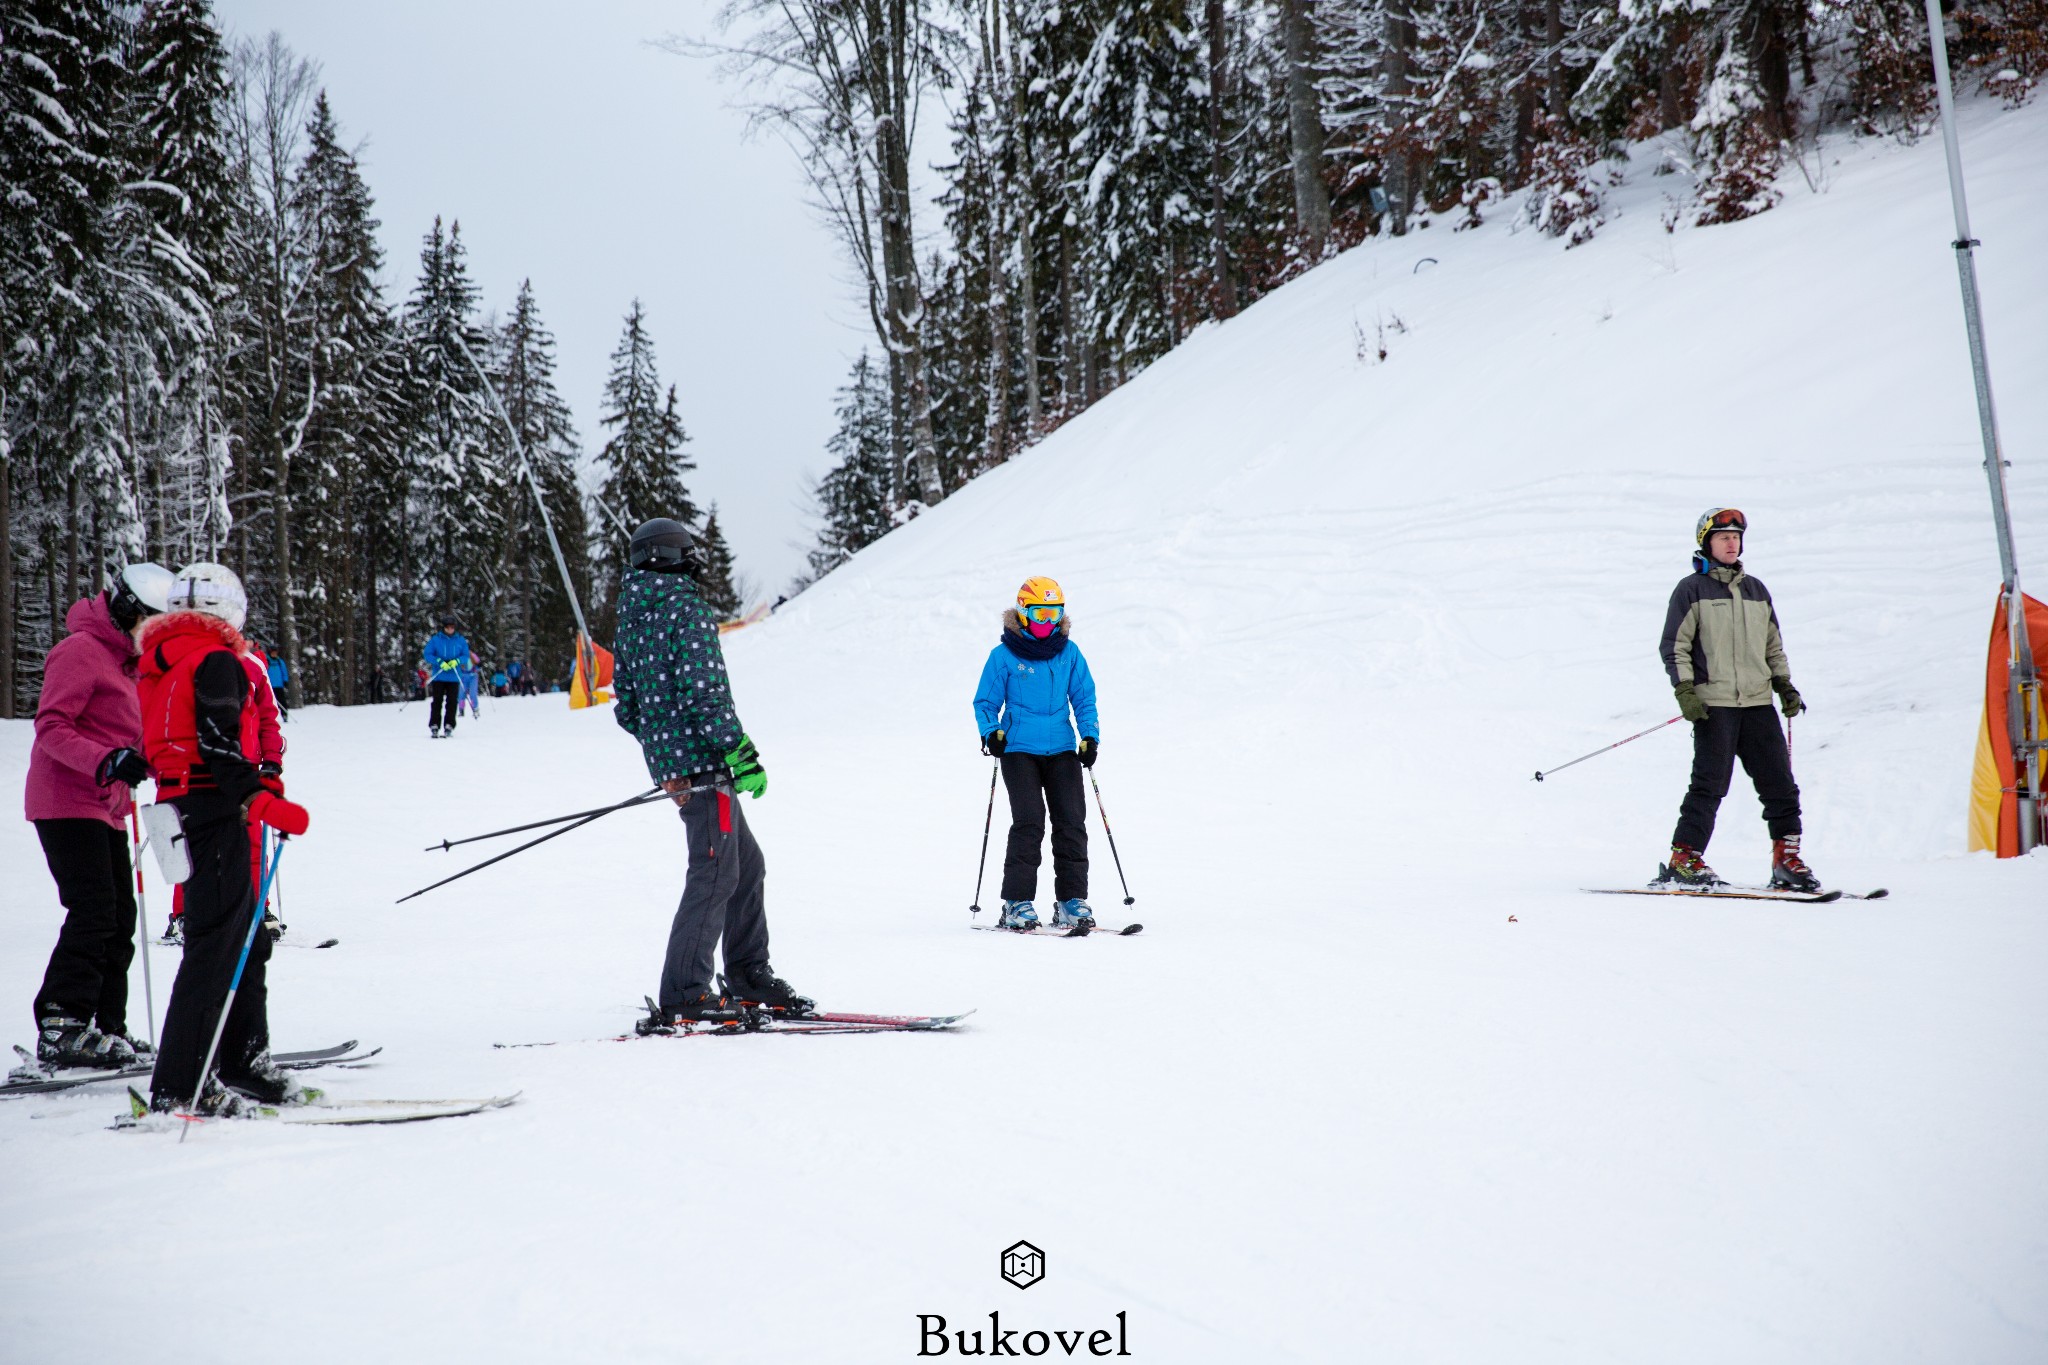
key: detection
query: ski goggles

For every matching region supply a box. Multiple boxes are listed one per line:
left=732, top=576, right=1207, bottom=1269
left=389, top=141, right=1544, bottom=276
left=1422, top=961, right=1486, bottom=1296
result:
left=1021, top=602, right=1064, bottom=625
left=1704, top=508, right=1746, bottom=533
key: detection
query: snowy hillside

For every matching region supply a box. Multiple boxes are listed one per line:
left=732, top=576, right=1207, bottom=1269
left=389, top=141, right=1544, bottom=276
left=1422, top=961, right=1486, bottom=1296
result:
left=4, top=103, right=2046, bottom=1363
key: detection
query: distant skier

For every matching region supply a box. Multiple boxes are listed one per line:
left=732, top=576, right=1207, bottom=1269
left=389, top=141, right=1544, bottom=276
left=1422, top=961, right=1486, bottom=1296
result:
left=1658, top=509, right=1816, bottom=891
left=421, top=615, right=470, bottom=737
left=613, top=517, right=806, bottom=1025
left=974, top=576, right=1101, bottom=931
left=139, top=563, right=311, bottom=1113
left=24, top=563, right=172, bottom=1069
left=265, top=650, right=290, bottom=722
left=459, top=657, right=482, bottom=720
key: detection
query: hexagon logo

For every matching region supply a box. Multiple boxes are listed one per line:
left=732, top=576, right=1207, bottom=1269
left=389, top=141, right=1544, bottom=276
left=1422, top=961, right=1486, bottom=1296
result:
left=1001, top=1240, right=1045, bottom=1290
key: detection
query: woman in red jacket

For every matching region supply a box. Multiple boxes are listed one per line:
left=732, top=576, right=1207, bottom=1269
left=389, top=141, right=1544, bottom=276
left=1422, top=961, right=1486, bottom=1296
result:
left=24, top=564, right=172, bottom=1068
left=139, top=563, right=310, bottom=1114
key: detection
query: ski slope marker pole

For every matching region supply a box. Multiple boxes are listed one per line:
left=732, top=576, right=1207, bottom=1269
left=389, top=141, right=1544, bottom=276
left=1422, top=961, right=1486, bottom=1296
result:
left=127, top=809, right=157, bottom=1049
left=969, top=760, right=999, bottom=917
left=425, top=787, right=663, bottom=852
left=183, top=836, right=288, bottom=1140
left=1087, top=770, right=1136, bottom=906
left=398, top=785, right=710, bottom=904
left=1533, top=716, right=1684, bottom=782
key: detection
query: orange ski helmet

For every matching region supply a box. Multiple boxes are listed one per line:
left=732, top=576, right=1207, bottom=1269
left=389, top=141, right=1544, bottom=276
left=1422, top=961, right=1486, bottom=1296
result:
left=1017, top=576, right=1065, bottom=638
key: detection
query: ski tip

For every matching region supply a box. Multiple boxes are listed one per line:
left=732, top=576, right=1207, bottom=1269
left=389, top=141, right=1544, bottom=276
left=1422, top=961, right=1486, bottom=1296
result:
left=1863, top=887, right=1890, bottom=900
left=1814, top=890, right=1844, bottom=903
left=1119, top=923, right=1144, bottom=935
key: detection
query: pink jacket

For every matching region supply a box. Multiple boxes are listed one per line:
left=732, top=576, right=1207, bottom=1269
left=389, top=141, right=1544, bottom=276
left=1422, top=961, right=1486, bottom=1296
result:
left=25, top=594, right=143, bottom=828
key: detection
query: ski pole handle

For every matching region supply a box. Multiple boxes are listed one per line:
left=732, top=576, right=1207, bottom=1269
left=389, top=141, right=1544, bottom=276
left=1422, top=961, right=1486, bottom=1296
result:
left=1533, top=716, right=1684, bottom=782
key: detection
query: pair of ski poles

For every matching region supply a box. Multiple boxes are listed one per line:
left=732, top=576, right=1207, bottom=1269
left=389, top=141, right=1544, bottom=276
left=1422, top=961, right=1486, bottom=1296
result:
left=968, top=761, right=1136, bottom=915
left=400, top=784, right=724, bottom=903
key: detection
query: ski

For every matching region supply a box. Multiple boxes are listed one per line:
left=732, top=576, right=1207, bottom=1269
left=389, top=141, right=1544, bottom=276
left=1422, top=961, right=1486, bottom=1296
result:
left=275, top=1045, right=381, bottom=1070
left=972, top=922, right=1143, bottom=937
left=494, top=1009, right=973, bottom=1049
left=118, top=1086, right=519, bottom=1129
left=271, top=1041, right=360, bottom=1063
left=3, top=1063, right=153, bottom=1096
left=3, top=1041, right=378, bottom=1097
left=1587, top=886, right=1843, bottom=903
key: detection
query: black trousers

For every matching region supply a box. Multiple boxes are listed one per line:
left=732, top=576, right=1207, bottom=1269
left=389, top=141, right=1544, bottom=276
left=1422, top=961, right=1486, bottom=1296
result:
left=33, top=819, right=138, bottom=1035
left=428, top=679, right=460, bottom=731
left=659, top=792, right=770, bottom=1010
left=152, top=793, right=272, bottom=1104
left=1673, top=704, right=1802, bottom=851
left=1000, top=751, right=1089, bottom=903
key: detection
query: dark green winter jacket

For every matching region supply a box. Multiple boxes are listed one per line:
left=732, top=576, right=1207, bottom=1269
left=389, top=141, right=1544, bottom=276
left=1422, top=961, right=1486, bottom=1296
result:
left=612, top=569, right=745, bottom=783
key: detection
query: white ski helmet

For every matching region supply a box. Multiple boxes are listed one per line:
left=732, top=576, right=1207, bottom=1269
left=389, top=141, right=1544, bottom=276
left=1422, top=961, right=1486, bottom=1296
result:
left=168, top=561, right=248, bottom=631
left=108, top=562, right=175, bottom=631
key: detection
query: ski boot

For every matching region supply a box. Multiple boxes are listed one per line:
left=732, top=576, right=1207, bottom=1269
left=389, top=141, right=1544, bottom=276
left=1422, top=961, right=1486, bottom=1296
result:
left=263, top=913, right=286, bottom=942
left=636, top=990, right=743, bottom=1036
left=151, top=1078, right=248, bottom=1118
left=999, top=900, right=1040, bottom=930
left=219, top=1046, right=306, bottom=1106
left=724, top=963, right=815, bottom=1018
left=1053, top=898, right=1096, bottom=932
left=36, top=1014, right=135, bottom=1070
left=105, top=1026, right=154, bottom=1060
left=1769, top=836, right=1821, bottom=894
left=1655, top=845, right=1724, bottom=888
left=159, top=916, right=184, bottom=947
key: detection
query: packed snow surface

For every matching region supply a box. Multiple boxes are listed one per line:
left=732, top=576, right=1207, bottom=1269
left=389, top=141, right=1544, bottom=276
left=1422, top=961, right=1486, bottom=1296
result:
left=5, top=103, right=2046, bottom=1363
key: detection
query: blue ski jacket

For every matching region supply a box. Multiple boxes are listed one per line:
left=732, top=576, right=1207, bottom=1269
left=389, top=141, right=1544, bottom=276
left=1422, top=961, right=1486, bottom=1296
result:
left=973, top=613, right=1099, bottom=756
left=422, top=630, right=470, bottom=683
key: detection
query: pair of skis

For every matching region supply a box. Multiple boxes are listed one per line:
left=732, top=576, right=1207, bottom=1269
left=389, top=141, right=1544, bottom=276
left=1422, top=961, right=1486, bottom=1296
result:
left=3, top=1039, right=380, bottom=1098
left=1588, top=884, right=1890, bottom=904
left=494, top=1002, right=973, bottom=1049
left=119, top=1088, right=518, bottom=1129
left=972, top=921, right=1144, bottom=938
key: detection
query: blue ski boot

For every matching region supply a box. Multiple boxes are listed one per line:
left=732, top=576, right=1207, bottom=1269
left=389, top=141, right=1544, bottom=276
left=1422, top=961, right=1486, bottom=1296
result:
left=1053, top=899, right=1095, bottom=932
left=999, top=900, right=1039, bottom=930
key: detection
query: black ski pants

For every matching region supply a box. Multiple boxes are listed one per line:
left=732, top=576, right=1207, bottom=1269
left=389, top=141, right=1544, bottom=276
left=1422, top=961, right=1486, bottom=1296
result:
left=428, top=679, right=460, bottom=732
left=153, top=793, right=272, bottom=1105
left=33, top=819, right=138, bottom=1035
left=659, top=789, right=771, bottom=1010
left=1673, top=704, right=1802, bottom=852
left=1000, top=751, right=1088, bottom=903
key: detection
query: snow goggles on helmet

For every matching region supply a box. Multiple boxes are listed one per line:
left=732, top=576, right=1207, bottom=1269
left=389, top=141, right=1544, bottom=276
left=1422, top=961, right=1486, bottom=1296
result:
left=1022, top=602, right=1064, bottom=625
left=1706, top=508, right=1746, bottom=533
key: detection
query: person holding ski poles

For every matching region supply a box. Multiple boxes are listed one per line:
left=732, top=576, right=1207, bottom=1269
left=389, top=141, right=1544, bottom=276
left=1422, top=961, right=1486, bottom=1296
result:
left=974, top=576, right=1101, bottom=932
left=1658, top=508, right=1818, bottom=892
left=612, top=517, right=807, bottom=1027
left=23, top=563, right=174, bottom=1070
left=138, top=563, right=311, bottom=1113
left=421, top=614, right=470, bottom=738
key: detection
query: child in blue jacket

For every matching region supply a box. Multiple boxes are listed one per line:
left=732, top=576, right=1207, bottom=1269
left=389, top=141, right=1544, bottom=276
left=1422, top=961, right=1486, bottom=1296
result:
left=973, top=576, right=1100, bottom=931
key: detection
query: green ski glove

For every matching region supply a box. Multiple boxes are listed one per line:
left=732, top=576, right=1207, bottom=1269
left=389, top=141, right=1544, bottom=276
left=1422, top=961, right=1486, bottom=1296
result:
left=725, top=735, right=767, bottom=799
left=1773, top=677, right=1805, bottom=718
left=1674, top=682, right=1709, bottom=724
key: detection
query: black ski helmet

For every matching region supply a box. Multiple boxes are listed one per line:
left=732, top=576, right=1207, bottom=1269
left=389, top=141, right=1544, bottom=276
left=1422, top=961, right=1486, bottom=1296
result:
left=440, top=612, right=458, bottom=629
left=628, top=517, right=700, bottom=573
left=107, top=562, right=174, bottom=632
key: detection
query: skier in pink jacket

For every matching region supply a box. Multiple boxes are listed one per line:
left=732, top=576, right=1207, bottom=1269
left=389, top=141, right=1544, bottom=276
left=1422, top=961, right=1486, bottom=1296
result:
left=24, top=564, right=172, bottom=1069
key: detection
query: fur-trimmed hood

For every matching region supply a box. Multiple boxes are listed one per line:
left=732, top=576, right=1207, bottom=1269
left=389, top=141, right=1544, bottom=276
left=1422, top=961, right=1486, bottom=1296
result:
left=1000, top=607, right=1072, bottom=662
left=138, top=609, right=249, bottom=678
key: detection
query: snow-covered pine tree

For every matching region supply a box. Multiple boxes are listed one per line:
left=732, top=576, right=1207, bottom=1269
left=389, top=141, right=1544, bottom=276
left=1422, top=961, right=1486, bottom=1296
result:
left=696, top=507, right=742, bottom=618
left=805, top=351, right=900, bottom=583
left=591, top=300, right=696, bottom=632
left=488, top=279, right=588, bottom=684
left=398, top=216, right=502, bottom=654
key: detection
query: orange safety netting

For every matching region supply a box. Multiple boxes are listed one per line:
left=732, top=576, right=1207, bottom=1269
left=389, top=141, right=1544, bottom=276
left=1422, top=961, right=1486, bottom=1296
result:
left=1966, top=590, right=2048, bottom=856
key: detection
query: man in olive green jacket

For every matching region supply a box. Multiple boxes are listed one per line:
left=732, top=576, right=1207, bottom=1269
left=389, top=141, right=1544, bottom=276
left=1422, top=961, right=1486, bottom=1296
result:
left=1657, top=508, right=1819, bottom=891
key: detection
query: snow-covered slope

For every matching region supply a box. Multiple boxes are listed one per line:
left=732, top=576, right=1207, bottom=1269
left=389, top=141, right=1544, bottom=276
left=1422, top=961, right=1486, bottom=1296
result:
left=4, top=104, right=2045, bottom=1363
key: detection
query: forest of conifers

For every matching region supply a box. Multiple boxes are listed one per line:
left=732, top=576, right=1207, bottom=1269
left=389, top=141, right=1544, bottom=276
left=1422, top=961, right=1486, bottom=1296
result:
left=3, top=0, right=2039, bottom=713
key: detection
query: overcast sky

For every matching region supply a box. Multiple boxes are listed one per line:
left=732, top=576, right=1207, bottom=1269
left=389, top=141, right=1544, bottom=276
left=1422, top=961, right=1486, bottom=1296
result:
left=212, top=0, right=862, bottom=592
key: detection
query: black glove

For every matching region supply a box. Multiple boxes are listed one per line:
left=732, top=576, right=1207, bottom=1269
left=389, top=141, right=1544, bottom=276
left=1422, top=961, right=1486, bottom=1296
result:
left=982, top=730, right=1007, bottom=757
left=258, top=760, right=285, bottom=797
left=96, top=747, right=149, bottom=788
left=1772, top=677, right=1805, bottom=718
left=1673, top=683, right=1709, bottom=724
left=1078, top=736, right=1098, bottom=768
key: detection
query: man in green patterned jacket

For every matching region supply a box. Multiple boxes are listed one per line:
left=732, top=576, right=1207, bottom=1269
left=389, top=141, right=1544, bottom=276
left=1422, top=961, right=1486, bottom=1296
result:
left=613, top=517, right=809, bottom=1025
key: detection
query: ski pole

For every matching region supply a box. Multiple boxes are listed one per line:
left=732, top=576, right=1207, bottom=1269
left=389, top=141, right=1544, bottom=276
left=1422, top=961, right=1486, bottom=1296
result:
left=1086, top=769, right=1135, bottom=906
left=1533, top=716, right=1684, bottom=782
left=968, top=760, right=999, bottom=917
left=425, top=787, right=663, bottom=852
left=183, top=835, right=288, bottom=1138
left=127, top=809, right=157, bottom=1049
left=398, top=784, right=709, bottom=904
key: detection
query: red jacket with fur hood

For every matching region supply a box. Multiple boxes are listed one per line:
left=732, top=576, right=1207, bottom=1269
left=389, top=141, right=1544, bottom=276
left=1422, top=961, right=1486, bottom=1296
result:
left=138, top=611, right=263, bottom=803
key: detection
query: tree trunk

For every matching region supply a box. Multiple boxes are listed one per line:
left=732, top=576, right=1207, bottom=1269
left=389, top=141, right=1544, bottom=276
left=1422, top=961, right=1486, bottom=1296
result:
left=1280, top=0, right=1331, bottom=256
left=273, top=433, right=300, bottom=709
left=64, top=472, right=80, bottom=611
left=1204, top=0, right=1238, bottom=319
left=876, top=0, right=945, bottom=506
left=1381, top=0, right=1415, bottom=235
left=1, top=410, right=13, bottom=719
left=981, top=9, right=1011, bottom=471
left=1006, top=0, right=1043, bottom=437
left=1546, top=0, right=1569, bottom=121
left=1058, top=229, right=1078, bottom=410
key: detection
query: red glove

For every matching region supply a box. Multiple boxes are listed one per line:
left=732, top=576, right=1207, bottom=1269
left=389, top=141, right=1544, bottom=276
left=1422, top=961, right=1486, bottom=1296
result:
left=246, top=791, right=309, bottom=836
